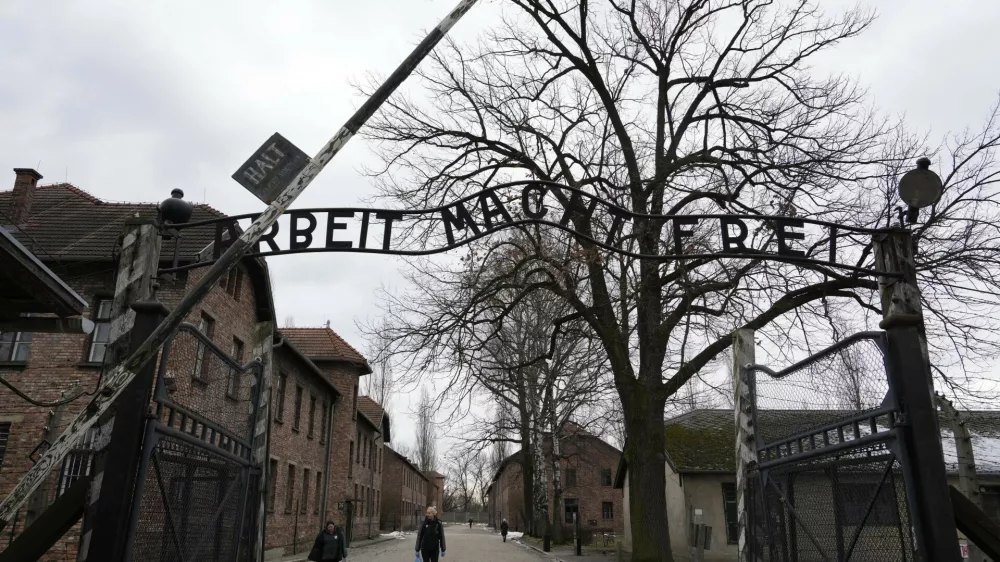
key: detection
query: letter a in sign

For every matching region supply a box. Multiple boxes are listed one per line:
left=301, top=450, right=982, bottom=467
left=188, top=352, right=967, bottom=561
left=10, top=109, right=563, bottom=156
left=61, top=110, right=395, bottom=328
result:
left=232, top=132, right=311, bottom=204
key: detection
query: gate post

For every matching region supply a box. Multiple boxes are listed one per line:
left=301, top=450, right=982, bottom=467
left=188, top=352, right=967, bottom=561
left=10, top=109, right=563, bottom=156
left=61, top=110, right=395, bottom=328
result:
left=250, top=319, right=275, bottom=561
left=875, top=229, right=960, bottom=562
left=83, top=299, right=168, bottom=561
left=78, top=220, right=162, bottom=562
left=731, top=328, right=755, bottom=562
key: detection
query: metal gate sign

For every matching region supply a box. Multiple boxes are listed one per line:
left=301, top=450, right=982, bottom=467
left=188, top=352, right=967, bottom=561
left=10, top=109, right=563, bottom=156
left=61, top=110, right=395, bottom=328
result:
left=232, top=133, right=310, bottom=204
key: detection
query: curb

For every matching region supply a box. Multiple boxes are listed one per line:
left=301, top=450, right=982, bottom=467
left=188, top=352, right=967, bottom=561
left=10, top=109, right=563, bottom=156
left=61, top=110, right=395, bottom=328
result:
left=513, top=539, right=568, bottom=562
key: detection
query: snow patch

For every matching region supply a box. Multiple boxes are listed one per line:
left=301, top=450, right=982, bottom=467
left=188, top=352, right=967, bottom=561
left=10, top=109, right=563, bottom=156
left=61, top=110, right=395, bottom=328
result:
left=507, top=531, right=524, bottom=539
left=381, top=531, right=408, bottom=539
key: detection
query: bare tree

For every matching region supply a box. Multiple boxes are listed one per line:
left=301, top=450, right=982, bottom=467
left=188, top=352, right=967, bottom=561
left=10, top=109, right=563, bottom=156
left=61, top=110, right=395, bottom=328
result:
left=416, top=387, right=438, bottom=472
left=361, top=1, right=1000, bottom=559
left=363, top=327, right=397, bottom=415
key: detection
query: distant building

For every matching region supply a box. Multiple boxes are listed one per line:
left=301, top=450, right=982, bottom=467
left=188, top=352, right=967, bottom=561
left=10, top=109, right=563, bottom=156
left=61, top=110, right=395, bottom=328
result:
left=423, top=470, right=446, bottom=513
left=486, top=423, right=624, bottom=537
left=354, top=396, right=391, bottom=539
left=381, top=446, right=429, bottom=531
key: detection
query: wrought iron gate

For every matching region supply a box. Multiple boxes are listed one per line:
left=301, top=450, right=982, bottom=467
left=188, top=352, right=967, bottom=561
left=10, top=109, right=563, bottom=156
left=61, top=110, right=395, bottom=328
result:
left=743, top=331, right=918, bottom=562
left=124, top=322, right=265, bottom=561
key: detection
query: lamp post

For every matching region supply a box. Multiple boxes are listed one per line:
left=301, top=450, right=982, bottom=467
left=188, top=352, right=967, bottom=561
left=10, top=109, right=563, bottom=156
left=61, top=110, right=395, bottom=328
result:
left=876, top=158, right=960, bottom=562
left=897, top=157, right=943, bottom=224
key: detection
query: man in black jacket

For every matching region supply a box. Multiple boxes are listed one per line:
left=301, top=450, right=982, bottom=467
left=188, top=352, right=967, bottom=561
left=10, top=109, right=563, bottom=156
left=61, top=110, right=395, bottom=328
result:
left=309, top=521, right=348, bottom=561
left=416, top=507, right=446, bottom=561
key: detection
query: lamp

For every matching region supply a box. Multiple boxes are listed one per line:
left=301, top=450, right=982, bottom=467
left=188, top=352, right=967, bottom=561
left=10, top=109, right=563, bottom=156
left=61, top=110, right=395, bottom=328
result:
left=898, top=158, right=943, bottom=223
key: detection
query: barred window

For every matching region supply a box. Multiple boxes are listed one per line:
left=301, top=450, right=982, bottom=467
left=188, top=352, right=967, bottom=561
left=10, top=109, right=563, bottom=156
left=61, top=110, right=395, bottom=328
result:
left=0, top=331, right=31, bottom=362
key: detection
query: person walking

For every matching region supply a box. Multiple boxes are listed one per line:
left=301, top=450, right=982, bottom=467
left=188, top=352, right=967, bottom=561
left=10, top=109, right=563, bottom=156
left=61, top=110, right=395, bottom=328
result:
left=415, top=506, right=447, bottom=562
left=468, top=518, right=473, bottom=529
left=309, top=521, right=348, bottom=561
left=500, top=519, right=509, bottom=542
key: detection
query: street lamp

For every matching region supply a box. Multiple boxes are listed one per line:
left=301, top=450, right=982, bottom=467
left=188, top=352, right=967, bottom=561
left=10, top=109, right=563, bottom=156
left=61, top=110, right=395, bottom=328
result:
left=898, top=157, right=943, bottom=224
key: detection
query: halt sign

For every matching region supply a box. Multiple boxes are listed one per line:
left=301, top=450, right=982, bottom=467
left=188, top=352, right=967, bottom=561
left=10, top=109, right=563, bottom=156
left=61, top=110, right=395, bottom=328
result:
left=232, top=132, right=310, bottom=204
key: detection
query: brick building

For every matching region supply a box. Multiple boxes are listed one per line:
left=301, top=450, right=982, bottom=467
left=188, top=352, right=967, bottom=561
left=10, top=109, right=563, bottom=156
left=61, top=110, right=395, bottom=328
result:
left=280, top=328, right=373, bottom=542
left=0, top=169, right=276, bottom=560
left=0, top=170, right=383, bottom=560
left=423, top=470, right=445, bottom=513
left=486, top=423, right=624, bottom=538
left=381, top=446, right=429, bottom=531
left=264, top=337, right=342, bottom=553
left=341, top=396, right=386, bottom=539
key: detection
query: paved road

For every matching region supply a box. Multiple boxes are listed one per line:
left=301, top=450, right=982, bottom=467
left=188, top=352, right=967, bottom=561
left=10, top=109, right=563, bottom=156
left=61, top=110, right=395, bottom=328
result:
left=348, top=525, right=543, bottom=562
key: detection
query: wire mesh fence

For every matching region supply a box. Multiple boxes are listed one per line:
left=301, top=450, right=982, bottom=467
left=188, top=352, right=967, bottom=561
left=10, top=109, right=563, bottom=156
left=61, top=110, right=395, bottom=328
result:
left=125, top=322, right=264, bottom=562
left=745, top=332, right=917, bottom=562
left=750, top=333, right=889, bottom=449
left=129, top=435, right=248, bottom=562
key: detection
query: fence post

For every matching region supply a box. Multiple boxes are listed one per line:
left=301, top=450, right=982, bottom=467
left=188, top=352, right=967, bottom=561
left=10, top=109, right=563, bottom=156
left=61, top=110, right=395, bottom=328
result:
left=732, top=328, right=756, bottom=562
left=936, top=394, right=982, bottom=561
left=875, top=229, right=960, bottom=562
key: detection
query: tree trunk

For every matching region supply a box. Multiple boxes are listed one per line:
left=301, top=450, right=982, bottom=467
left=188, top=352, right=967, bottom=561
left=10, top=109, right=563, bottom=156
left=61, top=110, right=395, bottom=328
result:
left=519, top=407, right=535, bottom=536
left=623, top=384, right=672, bottom=562
left=551, top=408, right=564, bottom=544
left=530, top=390, right=548, bottom=538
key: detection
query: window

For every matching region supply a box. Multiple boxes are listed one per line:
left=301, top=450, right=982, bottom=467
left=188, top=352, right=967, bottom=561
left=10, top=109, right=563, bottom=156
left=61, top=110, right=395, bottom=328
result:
left=839, top=481, right=900, bottom=526
left=354, top=484, right=359, bottom=515
left=268, top=460, right=278, bottom=512
left=315, top=471, right=322, bottom=515
left=87, top=299, right=113, bottom=363
left=565, top=469, right=577, bottom=488
left=722, top=483, right=739, bottom=544
left=302, top=468, right=310, bottom=514
left=285, top=465, right=296, bottom=513
left=0, top=332, right=32, bottom=362
left=275, top=373, right=288, bottom=422
left=194, top=312, right=215, bottom=380
left=58, top=427, right=100, bottom=495
left=601, top=468, right=613, bottom=487
left=361, top=486, right=366, bottom=516
left=0, top=422, right=10, bottom=469
left=320, top=401, right=328, bottom=444
left=564, top=498, right=579, bottom=524
left=356, top=432, right=361, bottom=464
left=348, top=442, right=354, bottom=479
left=602, top=502, right=614, bottom=520
left=222, top=266, right=244, bottom=301
left=293, top=385, right=303, bottom=431
left=362, top=438, right=367, bottom=467
left=378, top=448, right=382, bottom=473
left=228, top=337, right=245, bottom=397
left=308, top=395, right=316, bottom=438
left=376, top=491, right=380, bottom=514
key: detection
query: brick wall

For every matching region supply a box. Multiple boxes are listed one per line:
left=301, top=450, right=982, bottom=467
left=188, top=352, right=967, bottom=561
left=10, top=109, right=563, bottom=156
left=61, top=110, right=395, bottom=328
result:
left=381, top=448, right=428, bottom=531
left=351, top=414, right=383, bottom=539
left=313, top=362, right=363, bottom=534
left=264, top=344, right=338, bottom=555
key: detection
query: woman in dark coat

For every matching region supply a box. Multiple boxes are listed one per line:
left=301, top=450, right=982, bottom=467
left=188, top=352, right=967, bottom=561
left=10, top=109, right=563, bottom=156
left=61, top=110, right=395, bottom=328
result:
left=415, top=507, right=446, bottom=562
left=500, top=519, right=509, bottom=542
left=309, top=521, right=348, bottom=561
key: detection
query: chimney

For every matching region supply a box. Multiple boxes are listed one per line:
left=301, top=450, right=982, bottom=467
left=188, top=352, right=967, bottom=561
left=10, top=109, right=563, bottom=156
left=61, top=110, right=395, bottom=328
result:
left=9, top=168, right=43, bottom=224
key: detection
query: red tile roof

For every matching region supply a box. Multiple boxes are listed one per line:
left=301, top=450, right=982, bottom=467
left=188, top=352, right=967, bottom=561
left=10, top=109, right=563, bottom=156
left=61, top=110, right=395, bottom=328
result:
left=0, top=183, right=224, bottom=261
left=281, top=327, right=368, bottom=365
left=357, top=396, right=385, bottom=425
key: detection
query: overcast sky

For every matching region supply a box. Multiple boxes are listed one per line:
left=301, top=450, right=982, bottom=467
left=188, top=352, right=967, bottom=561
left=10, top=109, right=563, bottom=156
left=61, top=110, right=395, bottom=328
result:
left=2, top=0, right=999, bottom=452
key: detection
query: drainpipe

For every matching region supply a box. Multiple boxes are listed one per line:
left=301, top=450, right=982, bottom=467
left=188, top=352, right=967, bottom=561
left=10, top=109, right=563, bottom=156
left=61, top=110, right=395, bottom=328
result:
left=321, top=394, right=341, bottom=523
left=368, top=427, right=382, bottom=538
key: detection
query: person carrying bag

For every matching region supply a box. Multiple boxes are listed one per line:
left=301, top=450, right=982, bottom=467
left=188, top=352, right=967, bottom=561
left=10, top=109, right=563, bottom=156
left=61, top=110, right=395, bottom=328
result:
left=415, top=506, right=446, bottom=562
left=308, top=521, right=348, bottom=561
